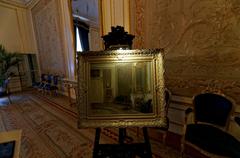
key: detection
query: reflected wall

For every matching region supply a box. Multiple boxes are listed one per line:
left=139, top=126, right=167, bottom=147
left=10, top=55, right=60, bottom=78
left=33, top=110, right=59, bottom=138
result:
left=89, top=62, right=153, bottom=115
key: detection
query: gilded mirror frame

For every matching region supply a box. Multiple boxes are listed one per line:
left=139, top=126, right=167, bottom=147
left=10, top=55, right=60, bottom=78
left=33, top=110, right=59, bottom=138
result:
left=77, top=49, right=166, bottom=128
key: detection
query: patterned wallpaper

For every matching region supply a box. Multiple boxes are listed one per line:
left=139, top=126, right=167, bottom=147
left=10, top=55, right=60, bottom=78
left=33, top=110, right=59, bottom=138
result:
left=131, top=0, right=145, bottom=49
left=131, top=0, right=240, bottom=105
left=32, top=0, right=66, bottom=76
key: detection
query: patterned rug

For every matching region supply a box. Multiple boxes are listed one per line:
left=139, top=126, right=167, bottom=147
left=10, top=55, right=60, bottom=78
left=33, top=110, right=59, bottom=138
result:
left=0, top=92, right=182, bottom=158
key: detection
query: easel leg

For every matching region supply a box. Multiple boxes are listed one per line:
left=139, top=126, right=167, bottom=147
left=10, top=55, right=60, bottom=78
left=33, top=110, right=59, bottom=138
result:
left=93, top=128, right=101, bottom=158
left=143, top=127, right=152, bottom=158
left=119, top=128, right=126, bottom=144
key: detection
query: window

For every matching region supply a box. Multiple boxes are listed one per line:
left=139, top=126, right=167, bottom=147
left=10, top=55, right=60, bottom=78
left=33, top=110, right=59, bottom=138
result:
left=75, top=27, right=83, bottom=52
left=73, top=19, right=89, bottom=52
left=73, top=18, right=89, bottom=75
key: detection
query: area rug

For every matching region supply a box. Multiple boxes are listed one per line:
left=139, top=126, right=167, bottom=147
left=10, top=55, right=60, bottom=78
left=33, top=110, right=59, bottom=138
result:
left=0, top=92, right=182, bottom=158
left=0, top=95, right=93, bottom=158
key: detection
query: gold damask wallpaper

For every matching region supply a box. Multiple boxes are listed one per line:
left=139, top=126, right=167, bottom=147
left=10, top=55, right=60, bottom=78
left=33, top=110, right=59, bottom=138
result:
left=131, top=0, right=240, bottom=105
left=32, top=0, right=66, bottom=76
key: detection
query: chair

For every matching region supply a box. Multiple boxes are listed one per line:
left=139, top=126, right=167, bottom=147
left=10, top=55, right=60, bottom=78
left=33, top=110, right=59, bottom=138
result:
left=44, top=75, right=59, bottom=95
left=32, top=74, right=42, bottom=88
left=0, top=78, right=12, bottom=104
left=181, top=92, right=240, bottom=157
left=0, top=129, right=22, bottom=158
left=36, top=73, right=47, bottom=91
left=52, top=75, right=59, bottom=92
left=235, top=116, right=240, bottom=126
left=135, top=89, right=171, bottom=144
left=156, top=88, right=171, bottom=144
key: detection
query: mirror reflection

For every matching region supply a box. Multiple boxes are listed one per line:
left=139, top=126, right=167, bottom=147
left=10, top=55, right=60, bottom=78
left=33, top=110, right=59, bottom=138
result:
left=88, top=61, right=153, bottom=115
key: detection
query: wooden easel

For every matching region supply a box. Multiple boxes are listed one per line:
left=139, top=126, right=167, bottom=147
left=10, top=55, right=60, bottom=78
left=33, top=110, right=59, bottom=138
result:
left=93, top=127, right=152, bottom=158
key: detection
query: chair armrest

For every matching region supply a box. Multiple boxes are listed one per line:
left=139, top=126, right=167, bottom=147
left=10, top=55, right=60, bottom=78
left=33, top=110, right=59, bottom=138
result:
left=185, top=107, right=193, bottom=123
left=181, top=107, right=194, bottom=150
left=235, top=116, right=240, bottom=126
left=185, top=107, right=193, bottom=115
left=183, top=107, right=193, bottom=133
left=182, top=108, right=194, bottom=135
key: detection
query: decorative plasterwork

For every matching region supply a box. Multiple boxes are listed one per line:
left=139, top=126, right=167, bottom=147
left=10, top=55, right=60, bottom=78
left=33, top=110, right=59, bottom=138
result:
left=0, top=0, right=33, bottom=7
left=131, top=0, right=240, bottom=105
left=131, top=0, right=145, bottom=48
left=31, top=0, right=66, bottom=75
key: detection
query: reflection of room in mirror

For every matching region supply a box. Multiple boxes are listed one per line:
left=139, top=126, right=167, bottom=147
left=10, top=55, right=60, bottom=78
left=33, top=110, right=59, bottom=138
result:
left=88, top=62, right=153, bottom=115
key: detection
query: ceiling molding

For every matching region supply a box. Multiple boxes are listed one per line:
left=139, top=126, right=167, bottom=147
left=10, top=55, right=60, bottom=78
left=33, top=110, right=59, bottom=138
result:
left=25, top=0, right=39, bottom=9
left=0, top=0, right=26, bottom=8
left=0, top=0, right=39, bottom=9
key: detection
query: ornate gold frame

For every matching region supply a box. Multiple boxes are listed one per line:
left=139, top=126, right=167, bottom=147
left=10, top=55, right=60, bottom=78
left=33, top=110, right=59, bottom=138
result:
left=77, top=49, right=167, bottom=128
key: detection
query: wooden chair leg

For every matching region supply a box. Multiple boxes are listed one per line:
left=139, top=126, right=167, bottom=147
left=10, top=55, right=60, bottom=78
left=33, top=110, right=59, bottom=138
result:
left=181, top=139, right=185, bottom=158
left=162, top=132, right=167, bottom=145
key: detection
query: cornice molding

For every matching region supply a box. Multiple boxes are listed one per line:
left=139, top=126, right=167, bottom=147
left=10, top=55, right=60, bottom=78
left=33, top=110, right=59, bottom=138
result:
left=26, top=0, right=39, bottom=9
left=0, top=0, right=41, bottom=9
left=0, top=0, right=26, bottom=8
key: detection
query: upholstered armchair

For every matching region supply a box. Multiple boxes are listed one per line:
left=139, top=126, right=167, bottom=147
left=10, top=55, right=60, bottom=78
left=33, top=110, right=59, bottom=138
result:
left=235, top=116, right=240, bottom=126
left=181, top=92, right=240, bottom=157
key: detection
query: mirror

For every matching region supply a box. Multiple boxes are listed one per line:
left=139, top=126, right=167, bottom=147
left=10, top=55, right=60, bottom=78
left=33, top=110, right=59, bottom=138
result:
left=77, top=49, right=166, bottom=128
left=89, top=61, right=153, bottom=115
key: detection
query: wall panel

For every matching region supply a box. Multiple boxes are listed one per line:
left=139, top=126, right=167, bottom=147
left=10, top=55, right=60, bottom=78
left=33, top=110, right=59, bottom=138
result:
left=31, top=0, right=67, bottom=75
left=101, top=0, right=130, bottom=35
left=0, top=2, right=36, bottom=53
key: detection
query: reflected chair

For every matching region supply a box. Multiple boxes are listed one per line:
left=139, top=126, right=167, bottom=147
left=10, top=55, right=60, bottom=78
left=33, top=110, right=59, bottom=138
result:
left=181, top=92, right=240, bottom=157
left=140, top=99, right=153, bottom=113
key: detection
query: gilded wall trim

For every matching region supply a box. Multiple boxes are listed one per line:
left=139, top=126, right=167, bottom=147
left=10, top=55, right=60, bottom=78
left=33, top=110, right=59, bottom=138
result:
left=132, top=0, right=145, bottom=48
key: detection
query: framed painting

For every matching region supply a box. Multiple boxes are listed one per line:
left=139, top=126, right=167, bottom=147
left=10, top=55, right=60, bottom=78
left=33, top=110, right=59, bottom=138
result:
left=77, top=49, right=166, bottom=128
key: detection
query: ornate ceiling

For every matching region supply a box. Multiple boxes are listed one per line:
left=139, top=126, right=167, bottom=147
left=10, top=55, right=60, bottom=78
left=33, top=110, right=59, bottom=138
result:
left=12, top=0, right=32, bottom=4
